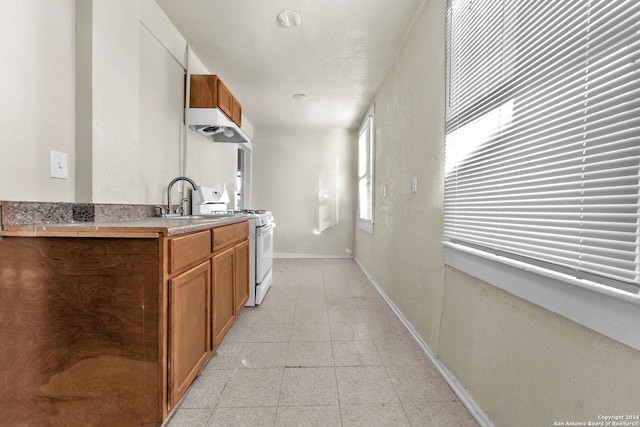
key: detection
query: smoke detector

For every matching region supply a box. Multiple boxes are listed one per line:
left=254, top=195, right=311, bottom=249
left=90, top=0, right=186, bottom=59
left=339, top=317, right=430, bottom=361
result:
left=277, top=10, right=302, bottom=28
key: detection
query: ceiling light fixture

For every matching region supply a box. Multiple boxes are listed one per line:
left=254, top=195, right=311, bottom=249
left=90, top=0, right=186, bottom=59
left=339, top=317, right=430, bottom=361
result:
left=277, top=10, right=302, bottom=28
left=292, top=93, right=307, bottom=100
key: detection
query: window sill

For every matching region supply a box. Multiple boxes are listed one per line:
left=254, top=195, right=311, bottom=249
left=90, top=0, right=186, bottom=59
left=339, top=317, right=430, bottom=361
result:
left=443, top=242, right=640, bottom=351
left=358, top=219, right=374, bottom=234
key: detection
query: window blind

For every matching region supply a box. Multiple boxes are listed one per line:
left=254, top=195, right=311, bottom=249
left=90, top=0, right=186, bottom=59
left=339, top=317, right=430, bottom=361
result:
left=444, top=0, right=640, bottom=292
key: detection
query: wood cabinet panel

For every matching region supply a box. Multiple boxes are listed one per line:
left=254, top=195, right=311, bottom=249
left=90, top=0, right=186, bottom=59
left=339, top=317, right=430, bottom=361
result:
left=212, top=247, right=235, bottom=348
left=169, top=261, right=211, bottom=408
left=216, top=79, right=233, bottom=121
left=231, top=97, right=242, bottom=126
left=234, top=239, right=250, bottom=314
left=169, top=230, right=211, bottom=273
left=0, top=220, right=250, bottom=425
left=213, top=221, right=249, bottom=252
left=189, top=74, right=217, bottom=108
left=0, top=236, right=162, bottom=427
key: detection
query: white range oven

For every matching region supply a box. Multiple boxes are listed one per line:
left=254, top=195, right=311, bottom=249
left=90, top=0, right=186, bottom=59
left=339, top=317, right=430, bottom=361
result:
left=247, top=210, right=275, bottom=306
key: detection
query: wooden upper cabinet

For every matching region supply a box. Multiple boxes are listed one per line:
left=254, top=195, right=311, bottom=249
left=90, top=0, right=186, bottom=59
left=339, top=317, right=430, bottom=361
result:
left=216, top=79, right=233, bottom=121
left=189, top=74, right=217, bottom=108
left=231, top=97, right=242, bottom=127
left=189, top=74, right=242, bottom=127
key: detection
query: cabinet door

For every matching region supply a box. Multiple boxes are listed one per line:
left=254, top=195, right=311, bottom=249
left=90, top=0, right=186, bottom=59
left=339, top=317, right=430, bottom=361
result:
left=216, top=79, right=233, bottom=121
left=231, top=97, right=242, bottom=126
left=234, top=239, right=250, bottom=313
left=189, top=74, right=218, bottom=108
left=169, top=260, right=211, bottom=408
left=212, top=246, right=235, bottom=348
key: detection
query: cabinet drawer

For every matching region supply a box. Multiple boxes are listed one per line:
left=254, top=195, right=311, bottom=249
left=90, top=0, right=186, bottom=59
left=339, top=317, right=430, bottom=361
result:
left=170, top=230, right=212, bottom=273
left=212, top=222, right=249, bottom=252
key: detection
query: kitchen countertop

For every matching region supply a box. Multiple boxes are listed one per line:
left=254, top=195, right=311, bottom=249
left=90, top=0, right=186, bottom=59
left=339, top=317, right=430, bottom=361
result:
left=0, top=214, right=251, bottom=238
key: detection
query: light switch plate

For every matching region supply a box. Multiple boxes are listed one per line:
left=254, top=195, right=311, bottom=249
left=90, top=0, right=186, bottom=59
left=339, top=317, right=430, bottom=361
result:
left=412, top=176, right=418, bottom=193
left=50, top=151, right=68, bottom=179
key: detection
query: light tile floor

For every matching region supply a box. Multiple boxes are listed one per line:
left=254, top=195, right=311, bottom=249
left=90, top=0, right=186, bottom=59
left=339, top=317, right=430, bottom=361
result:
left=166, top=258, right=479, bottom=427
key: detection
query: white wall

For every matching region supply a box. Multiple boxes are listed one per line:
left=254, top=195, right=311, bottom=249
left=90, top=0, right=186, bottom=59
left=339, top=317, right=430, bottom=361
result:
left=91, top=0, right=163, bottom=204
left=0, top=0, right=239, bottom=206
left=355, top=0, right=446, bottom=346
left=439, top=267, right=640, bottom=426
left=91, top=0, right=238, bottom=205
left=253, top=127, right=356, bottom=257
left=355, top=0, right=640, bottom=425
left=0, top=0, right=76, bottom=202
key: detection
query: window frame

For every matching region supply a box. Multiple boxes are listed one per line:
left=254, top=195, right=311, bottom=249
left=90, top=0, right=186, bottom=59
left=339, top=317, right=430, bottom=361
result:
left=358, top=103, right=375, bottom=234
left=443, top=0, right=640, bottom=350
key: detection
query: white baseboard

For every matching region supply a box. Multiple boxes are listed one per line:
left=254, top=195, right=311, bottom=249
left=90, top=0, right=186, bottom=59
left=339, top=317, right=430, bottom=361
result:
left=274, top=253, right=354, bottom=259
left=354, top=257, right=493, bottom=427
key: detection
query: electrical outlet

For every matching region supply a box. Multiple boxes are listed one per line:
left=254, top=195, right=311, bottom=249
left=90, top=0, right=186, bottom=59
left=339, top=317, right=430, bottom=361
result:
left=383, top=185, right=388, bottom=198
left=50, top=151, right=68, bottom=179
left=412, top=176, right=418, bottom=193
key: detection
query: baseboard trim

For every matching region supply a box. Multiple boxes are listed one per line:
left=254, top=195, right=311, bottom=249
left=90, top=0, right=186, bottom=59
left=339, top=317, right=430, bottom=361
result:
left=274, top=253, right=354, bottom=259
left=354, top=257, right=493, bottom=427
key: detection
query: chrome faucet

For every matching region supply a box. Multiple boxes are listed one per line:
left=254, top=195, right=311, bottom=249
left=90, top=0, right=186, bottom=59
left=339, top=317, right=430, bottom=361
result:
left=166, top=176, right=198, bottom=216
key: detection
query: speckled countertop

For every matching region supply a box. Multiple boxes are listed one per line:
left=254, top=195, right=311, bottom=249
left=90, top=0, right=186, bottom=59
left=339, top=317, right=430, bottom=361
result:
left=0, top=201, right=249, bottom=238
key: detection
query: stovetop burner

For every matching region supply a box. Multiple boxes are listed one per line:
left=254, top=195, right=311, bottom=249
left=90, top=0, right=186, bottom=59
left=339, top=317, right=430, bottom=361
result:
left=207, top=209, right=271, bottom=216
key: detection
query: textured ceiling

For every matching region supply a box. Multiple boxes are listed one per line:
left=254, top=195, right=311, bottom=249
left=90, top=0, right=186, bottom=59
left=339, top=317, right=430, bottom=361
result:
left=155, top=0, right=425, bottom=130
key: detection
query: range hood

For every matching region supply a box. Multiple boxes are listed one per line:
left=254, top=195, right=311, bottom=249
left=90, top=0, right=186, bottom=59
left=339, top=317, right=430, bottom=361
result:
left=187, top=108, right=251, bottom=143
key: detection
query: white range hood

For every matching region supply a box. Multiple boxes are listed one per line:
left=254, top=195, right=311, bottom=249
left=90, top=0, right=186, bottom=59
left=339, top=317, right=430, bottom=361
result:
left=187, top=108, right=251, bottom=143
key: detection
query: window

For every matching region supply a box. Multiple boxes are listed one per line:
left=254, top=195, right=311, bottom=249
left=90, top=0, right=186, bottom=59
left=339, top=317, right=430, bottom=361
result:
left=444, top=1, right=640, bottom=293
left=358, top=104, right=375, bottom=233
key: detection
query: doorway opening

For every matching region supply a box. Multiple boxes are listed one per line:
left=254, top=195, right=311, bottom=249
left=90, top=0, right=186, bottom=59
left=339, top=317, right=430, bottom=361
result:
left=235, top=144, right=252, bottom=209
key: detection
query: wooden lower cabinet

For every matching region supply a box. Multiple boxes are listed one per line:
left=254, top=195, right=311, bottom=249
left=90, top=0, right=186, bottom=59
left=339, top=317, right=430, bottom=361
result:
left=212, top=246, right=236, bottom=348
left=0, top=220, right=249, bottom=426
left=169, top=260, right=211, bottom=408
left=211, top=223, right=250, bottom=348
left=234, top=239, right=250, bottom=313
left=0, top=236, right=163, bottom=427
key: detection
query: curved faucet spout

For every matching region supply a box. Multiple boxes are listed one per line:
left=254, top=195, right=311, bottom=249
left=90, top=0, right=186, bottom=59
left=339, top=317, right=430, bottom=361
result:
left=167, top=176, right=198, bottom=216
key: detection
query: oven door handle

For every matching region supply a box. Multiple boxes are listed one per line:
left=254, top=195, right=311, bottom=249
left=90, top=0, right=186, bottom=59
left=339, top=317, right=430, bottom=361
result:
left=259, top=223, right=276, bottom=232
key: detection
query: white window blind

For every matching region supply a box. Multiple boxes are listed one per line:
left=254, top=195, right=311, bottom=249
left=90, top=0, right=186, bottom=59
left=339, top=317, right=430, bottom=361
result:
left=444, top=0, right=640, bottom=292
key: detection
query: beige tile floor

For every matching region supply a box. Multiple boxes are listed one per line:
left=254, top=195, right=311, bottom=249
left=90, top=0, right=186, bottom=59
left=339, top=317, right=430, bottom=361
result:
left=165, top=258, right=479, bottom=427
